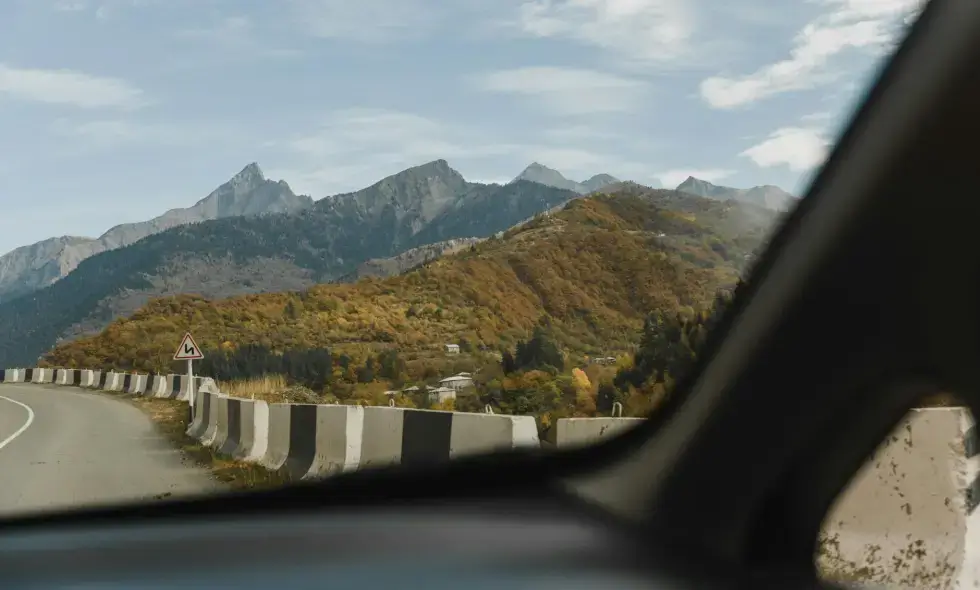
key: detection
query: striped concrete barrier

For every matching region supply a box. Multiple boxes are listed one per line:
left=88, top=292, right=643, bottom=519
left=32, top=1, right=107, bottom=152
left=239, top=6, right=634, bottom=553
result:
left=233, top=398, right=269, bottom=463
left=41, top=368, right=53, bottom=384
left=78, top=370, right=94, bottom=387
left=147, top=374, right=167, bottom=397
left=103, top=372, right=123, bottom=391
left=306, top=404, right=363, bottom=479
left=202, top=394, right=228, bottom=448
left=217, top=397, right=244, bottom=456
left=30, top=368, right=42, bottom=384
left=257, top=404, right=361, bottom=479
left=171, top=375, right=192, bottom=401
left=359, top=407, right=540, bottom=469
left=53, top=369, right=66, bottom=385
left=2, top=369, right=23, bottom=383
left=126, top=374, right=147, bottom=395
left=186, top=391, right=213, bottom=439
left=261, top=404, right=293, bottom=474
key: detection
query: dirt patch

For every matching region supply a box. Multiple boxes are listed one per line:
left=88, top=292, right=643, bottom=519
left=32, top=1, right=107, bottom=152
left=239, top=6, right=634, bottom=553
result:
left=109, top=392, right=292, bottom=490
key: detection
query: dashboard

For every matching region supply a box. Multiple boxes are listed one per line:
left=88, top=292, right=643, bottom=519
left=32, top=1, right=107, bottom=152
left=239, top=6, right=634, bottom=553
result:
left=0, top=496, right=671, bottom=589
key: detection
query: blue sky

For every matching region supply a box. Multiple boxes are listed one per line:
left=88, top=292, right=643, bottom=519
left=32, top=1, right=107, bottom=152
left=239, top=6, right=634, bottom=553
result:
left=0, top=0, right=923, bottom=254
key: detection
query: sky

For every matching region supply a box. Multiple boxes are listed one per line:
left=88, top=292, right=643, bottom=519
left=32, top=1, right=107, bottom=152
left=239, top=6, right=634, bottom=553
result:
left=0, top=0, right=925, bottom=255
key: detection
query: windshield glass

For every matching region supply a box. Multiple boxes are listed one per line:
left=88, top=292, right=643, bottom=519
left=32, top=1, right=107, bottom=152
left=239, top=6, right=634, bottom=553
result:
left=0, top=0, right=919, bottom=517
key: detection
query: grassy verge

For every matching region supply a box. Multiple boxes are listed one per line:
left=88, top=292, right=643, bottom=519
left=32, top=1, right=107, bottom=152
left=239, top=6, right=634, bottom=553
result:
left=110, top=392, right=292, bottom=490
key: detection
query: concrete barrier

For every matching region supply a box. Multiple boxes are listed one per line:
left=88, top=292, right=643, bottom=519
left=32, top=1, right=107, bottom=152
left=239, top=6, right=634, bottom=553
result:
left=278, top=404, right=318, bottom=479
left=234, top=399, right=269, bottom=463
left=203, top=394, right=229, bottom=448
left=217, top=397, right=243, bottom=456
left=548, top=410, right=979, bottom=590
left=186, top=391, right=212, bottom=439
left=103, top=372, right=123, bottom=391
left=30, top=368, right=42, bottom=384
left=305, top=404, right=364, bottom=479
left=817, top=408, right=980, bottom=590
left=359, top=407, right=539, bottom=469
left=41, top=368, right=53, bottom=384
left=547, top=417, right=646, bottom=449
left=171, top=375, right=191, bottom=401
left=126, top=374, right=147, bottom=395
left=147, top=374, right=167, bottom=397
left=2, top=369, right=22, bottom=383
left=261, top=403, right=292, bottom=473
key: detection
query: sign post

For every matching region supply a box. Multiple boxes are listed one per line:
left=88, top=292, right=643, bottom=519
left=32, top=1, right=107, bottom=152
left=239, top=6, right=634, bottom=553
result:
left=173, top=332, right=204, bottom=420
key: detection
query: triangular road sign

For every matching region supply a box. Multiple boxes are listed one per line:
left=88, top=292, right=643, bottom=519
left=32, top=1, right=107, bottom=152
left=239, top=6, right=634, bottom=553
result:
left=173, top=332, right=204, bottom=361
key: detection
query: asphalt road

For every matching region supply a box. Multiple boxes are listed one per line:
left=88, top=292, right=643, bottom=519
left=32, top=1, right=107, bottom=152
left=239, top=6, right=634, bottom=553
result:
left=0, top=383, right=219, bottom=517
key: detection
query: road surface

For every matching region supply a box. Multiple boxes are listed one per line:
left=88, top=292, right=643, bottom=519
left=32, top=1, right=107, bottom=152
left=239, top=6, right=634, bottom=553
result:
left=0, top=383, right=219, bottom=517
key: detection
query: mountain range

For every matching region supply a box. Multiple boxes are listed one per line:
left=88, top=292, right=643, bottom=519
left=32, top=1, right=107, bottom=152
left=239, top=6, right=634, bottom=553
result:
left=0, top=159, right=789, bottom=367
left=44, top=189, right=776, bottom=373
left=0, top=161, right=582, bottom=366
left=675, top=176, right=796, bottom=210
left=512, top=162, right=620, bottom=194
left=0, top=163, right=311, bottom=303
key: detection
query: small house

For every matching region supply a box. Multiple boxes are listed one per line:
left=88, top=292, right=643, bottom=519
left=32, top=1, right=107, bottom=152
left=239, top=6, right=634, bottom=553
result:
left=428, top=387, right=457, bottom=403
left=444, top=343, right=460, bottom=355
left=439, top=373, right=475, bottom=391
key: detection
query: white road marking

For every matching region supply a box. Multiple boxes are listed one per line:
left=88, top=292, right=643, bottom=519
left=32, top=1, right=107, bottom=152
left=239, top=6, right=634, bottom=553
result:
left=0, top=395, right=35, bottom=451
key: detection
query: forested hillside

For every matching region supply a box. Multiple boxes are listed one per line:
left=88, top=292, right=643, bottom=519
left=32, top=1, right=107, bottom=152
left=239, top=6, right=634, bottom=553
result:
left=0, top=163, right=577, bottom=366
left=44, top=191, right=770, bottom=370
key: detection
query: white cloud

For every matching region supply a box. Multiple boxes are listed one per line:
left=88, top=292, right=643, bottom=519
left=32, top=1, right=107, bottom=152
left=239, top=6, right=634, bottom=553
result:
left=700, top=0, right=926, bottom=108
left=265, top=108, right=520, bottom=195
left=176, top=16, right=303, bottom=58
left=472, top=66, right=650, bottom=114
left=656, top=168, right=735, bottom=188
left=265, top=107, right=652, bottom=196
left=53, top=0, right=86, bottom=11
left=48, top=118, right=218, bottom=148
left=0, top=63, right=145, bottom=109
left=516, top=0, right=695, bottom=63
left=542, top=125, right=623, bottom=142
left=51, top=0, right=161, bottom=19
left=289, top=0, right=439, bottom=42
left=740, top=126, right=831, bottom=171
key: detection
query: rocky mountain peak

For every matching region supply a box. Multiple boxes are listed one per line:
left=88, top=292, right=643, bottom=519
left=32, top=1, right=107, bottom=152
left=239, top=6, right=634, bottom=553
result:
left=513, top=163, right=619, bottom=194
